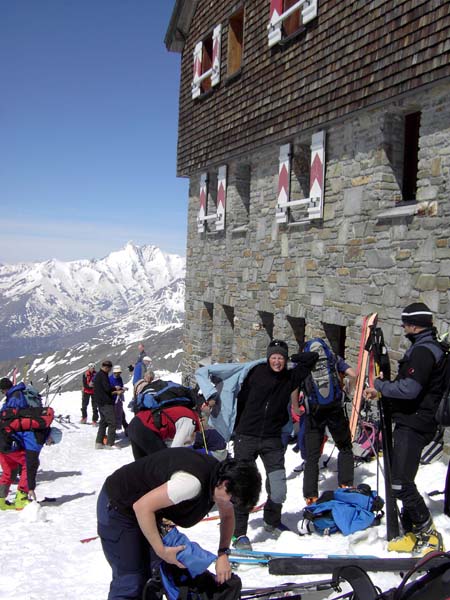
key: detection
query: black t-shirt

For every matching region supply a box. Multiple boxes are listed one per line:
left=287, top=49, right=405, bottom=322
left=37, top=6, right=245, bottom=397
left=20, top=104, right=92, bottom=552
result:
left=104, top=447, right=219, bottom=526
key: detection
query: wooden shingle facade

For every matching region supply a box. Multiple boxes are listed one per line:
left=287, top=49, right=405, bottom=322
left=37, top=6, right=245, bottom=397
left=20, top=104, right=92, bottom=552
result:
left=166, top=0, right=450, bottom=379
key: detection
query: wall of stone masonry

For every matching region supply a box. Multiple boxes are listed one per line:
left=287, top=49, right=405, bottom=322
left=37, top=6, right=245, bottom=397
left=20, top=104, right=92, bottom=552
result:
left=181, top=82, right=450, bottom=384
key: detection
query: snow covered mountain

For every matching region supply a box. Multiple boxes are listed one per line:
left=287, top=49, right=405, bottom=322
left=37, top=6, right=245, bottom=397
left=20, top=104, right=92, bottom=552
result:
left=0, top=243, right=186, bottom=384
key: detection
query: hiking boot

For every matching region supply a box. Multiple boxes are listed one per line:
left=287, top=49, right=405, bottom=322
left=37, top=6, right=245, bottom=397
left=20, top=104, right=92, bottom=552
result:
left=232, top=535, right=252, bottom=551
left=103, top=444, right=120, bottom=450
left=0, top=498, right=16, bottom=511
left=14, top=490, right=30, bottom=510
left=305, top=496, right=318, bottom=506
left=264, top=522, right=291, bottom=537
left=103, top=436, right=108, bottom=445
left=95, top=443, right=104, bottom=449
left=80, top=417, right=87, bottom=424
left=293, top=461, right=305, bottom=473
left=92, top=421, right=98, bottom=427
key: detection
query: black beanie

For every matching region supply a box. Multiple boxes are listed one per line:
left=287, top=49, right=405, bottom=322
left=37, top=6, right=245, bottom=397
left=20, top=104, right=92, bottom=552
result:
left=0, top=377, right=13, bottom=391
left=267, top=340, right=289, bottom=360
left=401, top=302, right=433, bottom=327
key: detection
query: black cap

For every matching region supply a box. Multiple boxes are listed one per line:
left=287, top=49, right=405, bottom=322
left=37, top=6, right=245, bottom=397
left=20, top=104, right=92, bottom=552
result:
left=267, top=339, right=289, bottom=360
left=102, top=360, right=113, bottom=368
left=401, top=302, right=433, bottom=327
left=0, top=377, right=13, bottom=391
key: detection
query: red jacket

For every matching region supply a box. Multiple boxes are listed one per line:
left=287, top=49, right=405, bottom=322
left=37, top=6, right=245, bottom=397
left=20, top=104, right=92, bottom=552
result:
left=82, top=370, right=96, bottom=395
left=136, top=406, right=200, bottom=441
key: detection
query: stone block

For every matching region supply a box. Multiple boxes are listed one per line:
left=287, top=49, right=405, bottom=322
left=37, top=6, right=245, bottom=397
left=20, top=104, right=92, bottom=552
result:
left=415, top=274, right=436, bottom=291
left=343, top=187, right=363, bottom=216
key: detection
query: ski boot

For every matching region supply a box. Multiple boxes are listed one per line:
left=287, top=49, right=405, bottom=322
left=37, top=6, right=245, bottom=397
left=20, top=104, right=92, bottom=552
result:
left=264, top=521, right=291, bottom=537
left=388, top=516, right=445, bottom=555
left=0, top=484, right=15, bottom=511
left=232, top=535, right=252, bottom=551
left=14, top=490, right=31, bottom=510
left=80, top=417, right=87, bottom=424
left=305, top=496, right=318, bottom=506
left=0, top=498, right=16, bottom=511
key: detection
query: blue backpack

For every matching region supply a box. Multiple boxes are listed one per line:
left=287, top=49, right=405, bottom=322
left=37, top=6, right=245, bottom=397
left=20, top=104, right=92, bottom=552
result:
left=303, top=338, right=342, bottom=406
left=23, top=385, right=43, bottom=408
left=303, top=485, right=384, bottom=536
left=136, top=381, right=195, bottom=411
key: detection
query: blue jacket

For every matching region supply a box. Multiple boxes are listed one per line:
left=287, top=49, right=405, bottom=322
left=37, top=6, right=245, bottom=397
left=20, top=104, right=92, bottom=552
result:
left=195, top=360, right=265, bottom=441
left=2, top=383, right=43, bottom=452
left=109, top=374, right=125, bottom=402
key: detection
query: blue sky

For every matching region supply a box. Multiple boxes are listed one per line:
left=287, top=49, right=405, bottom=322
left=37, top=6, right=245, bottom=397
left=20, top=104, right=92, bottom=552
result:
left=0, top=1, right=188, bottom=263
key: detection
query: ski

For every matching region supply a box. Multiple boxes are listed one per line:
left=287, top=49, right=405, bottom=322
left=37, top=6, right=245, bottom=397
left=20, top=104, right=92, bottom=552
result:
left=230, top=548, right=378, bottom=560
left=268, top=555, right=419, bottom=575
left=349, top=313, right=377, bottom=441
left=241, top=577, right=338, bottom=599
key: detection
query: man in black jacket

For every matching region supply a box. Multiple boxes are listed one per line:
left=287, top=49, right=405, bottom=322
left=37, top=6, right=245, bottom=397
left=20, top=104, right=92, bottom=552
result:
left=365, top=303, right=446, bottom=555
left=97, top=448, right=261, bottom=600
left=232, top=340, right=317, bottom=550
left=94, top=360, right=116, bottom=449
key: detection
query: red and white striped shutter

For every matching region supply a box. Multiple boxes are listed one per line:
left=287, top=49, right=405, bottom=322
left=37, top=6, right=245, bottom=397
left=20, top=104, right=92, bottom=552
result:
left=268, top=0, right=283, bottom=47
left=192, top=41, right=203, bottom=99
left=211, top=24, right=222, bottom=87
left=216, top=165, right=227, bottom=231
left=197, top=173, right=208, bottom=233
left=276, top=143, right=291, bottom=223
left=308, top=131, right=325, bottom=220
left=302, top=0, right=318, bottom=24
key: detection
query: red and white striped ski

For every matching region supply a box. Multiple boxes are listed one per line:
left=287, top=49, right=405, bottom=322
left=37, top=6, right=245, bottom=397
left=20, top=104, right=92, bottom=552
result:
left=349, top=313, right=378, bottom=441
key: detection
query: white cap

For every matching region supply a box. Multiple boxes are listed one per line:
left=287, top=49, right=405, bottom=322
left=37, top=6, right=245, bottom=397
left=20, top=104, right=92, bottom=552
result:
left=113, top=365, right=122, bottom=373
left=88, top=363, right=95, bottom=369
left=143, top=356, right=152, bottom=362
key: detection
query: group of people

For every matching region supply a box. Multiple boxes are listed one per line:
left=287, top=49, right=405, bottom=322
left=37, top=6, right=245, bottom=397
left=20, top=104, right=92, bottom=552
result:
left=95, top=302, right=448, bottom=600
left=1, top=301, right=447, bottom=599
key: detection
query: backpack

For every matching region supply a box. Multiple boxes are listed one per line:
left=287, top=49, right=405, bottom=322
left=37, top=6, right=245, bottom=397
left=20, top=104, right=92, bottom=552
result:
left=136, top=381, right=195, bottom=411
left=353, top=420, right=381, bottom=462
left=302, top=485, right=384, bottom=536
left=23, top=385, right=43, bottom=408
left=420, top=426, right=444, bottom=464
left=417, top=337, right=450, bottom=427
left=302, top=338, right=343, bottom=406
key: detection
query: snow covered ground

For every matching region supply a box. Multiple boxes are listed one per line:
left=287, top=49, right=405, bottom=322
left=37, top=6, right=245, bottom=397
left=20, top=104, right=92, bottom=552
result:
left=1, top=387, right=449, bottom=600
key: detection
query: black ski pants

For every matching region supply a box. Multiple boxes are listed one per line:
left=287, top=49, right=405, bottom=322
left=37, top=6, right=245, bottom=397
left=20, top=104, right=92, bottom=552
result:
left=233, top=434, right=286, bottom=537
left=127, top=417, right=166, bottom=461
left=303, top=402, right=354, bottom=499
left=81, top=391, right=99, bottom=422
left=96, top=404, right=116, bottom=446
left=391, top=424, right=435, bottom=528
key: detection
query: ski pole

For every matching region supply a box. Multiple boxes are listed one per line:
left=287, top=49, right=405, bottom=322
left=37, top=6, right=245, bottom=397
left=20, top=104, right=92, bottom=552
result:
left=47, top=386, right=62, bottom=408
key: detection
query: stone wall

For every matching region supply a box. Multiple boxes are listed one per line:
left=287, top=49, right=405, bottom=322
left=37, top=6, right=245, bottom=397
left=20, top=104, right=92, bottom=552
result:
left=182, top=82, right=450, bottom=383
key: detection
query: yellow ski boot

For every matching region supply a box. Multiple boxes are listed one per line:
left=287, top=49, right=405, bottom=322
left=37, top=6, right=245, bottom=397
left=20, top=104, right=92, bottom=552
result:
left=0, top=497, right=16, bottom=511
left=414, top=525, right=445, bottom=556
left=388, top=531, right=418, bottom=553
left=14, top=490, right=31, bottom=510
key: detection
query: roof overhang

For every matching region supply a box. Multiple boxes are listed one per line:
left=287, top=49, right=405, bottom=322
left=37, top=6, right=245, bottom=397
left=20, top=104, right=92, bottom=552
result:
left=165, top=0, right=198, bottom=53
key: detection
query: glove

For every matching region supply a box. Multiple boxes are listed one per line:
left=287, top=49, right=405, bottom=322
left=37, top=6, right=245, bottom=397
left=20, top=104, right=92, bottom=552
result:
left=290, top=351, right=319, bottom=369
left=127, top=364, right=134, bottom=373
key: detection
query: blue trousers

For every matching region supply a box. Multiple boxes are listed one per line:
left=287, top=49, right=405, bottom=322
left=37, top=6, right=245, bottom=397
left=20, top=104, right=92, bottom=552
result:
left=97, top=486, right=154, bottom=599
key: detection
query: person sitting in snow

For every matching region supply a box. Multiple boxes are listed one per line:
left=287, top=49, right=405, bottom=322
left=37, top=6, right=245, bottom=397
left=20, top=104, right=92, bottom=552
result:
left=0, top=377, right=48, bottom=509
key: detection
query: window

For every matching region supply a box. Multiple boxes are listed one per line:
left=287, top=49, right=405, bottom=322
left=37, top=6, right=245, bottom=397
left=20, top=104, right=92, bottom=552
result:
left=192, top=25, right=222, bottom=99
left=322, top=323, right=346, bottom=358
left=383, top=111, right=421, bottom=204
left=201, top=34, right=213, bottom=93
left=227, top=8, right=244, bottom=76
left=283, top=0, right=301, bottom=37
left=268, top=0, right=317, bottom=47
left=402, top=112, right=421, bottom=202
left=197, top=167, right=227, bottom=233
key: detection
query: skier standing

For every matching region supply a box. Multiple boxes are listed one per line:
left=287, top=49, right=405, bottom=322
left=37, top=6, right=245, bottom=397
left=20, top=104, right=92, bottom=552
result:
left=364, top=303, right=446, bottom=555
left=80, top=363, right=98, bottom=424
